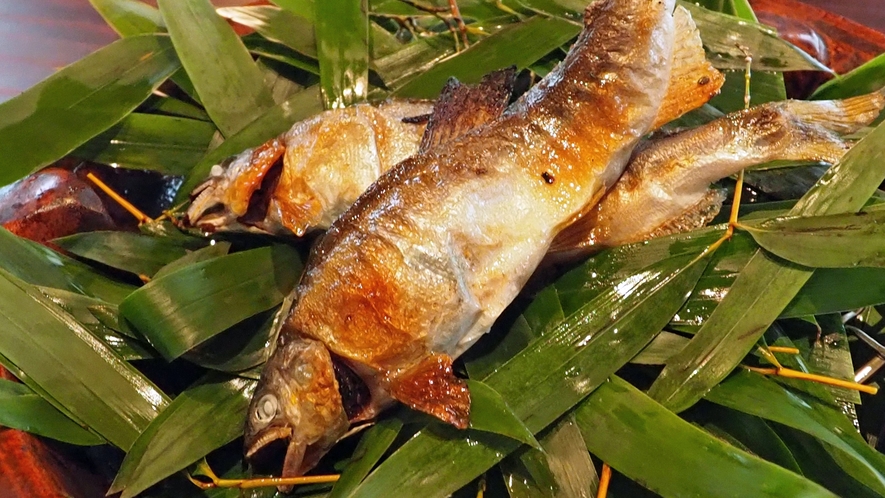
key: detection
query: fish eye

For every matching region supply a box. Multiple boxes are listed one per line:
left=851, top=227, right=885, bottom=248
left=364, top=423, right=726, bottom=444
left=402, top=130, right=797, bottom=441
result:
left=254, top=394, right=279, bottom=425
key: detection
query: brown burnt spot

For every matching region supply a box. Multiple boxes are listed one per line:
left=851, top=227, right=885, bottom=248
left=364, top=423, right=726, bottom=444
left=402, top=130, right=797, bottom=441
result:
left=541, top=171, right=555, bottom=184
left=698, top=76, right=711, bottom=86
left=475, top=166, right=489, bottom=176
left=389, top=354, right=470, bottom=429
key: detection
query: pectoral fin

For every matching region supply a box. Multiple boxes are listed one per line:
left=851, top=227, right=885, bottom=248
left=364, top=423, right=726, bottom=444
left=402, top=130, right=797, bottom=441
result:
left=389, top=354, right=471, bottom=429
left=419, top=67, right=517, bottom=153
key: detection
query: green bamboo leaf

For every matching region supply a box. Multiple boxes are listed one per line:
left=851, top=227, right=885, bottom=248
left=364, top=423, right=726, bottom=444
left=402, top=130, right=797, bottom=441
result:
left=706, top=371, right=885, bottom=494
left=271, top=0, right=315, bottom=20
left=89, top=0, right=165, bottom=36
left=0, top=378, right=105, bottom=446
left=679, top=2, right=829, bottom=72
left=744, top=210, right=885, bottom=268
left=39, top=287, right=154, bottom=361
left=175, top=85, right=323, bottom=203
left=372, top=35, right=454, bottom=92
left=153, top=241, right=231, bottom=280
left=0, top=228, right=135, bottom=304
left=574, top=376, right=836, bottom=497
left=351, top=241, right=709, bottom=497
left=330, top=417, right=404, bottom=498
left=394, top=16, right=580, bottom=99
left=158, top=0, right=276, bottom=137
left=185, top=307, right=277, bottom=373
left=0, top=268, right=169, bottom=450
left=701, top=405, right=803, bottom=474
left=141, top=95, right=211, bottom=121
left=808, top=315, right=861, bottom=403
left=630, top=331, right=690, bottom=365
left=812, top=53, right=885, bottom=101
left=120, top=245, right=300, bottom=360
left=501, top=414, right=598, bottom=498
left=315, top=0, right=369, bottom=108
left=218, top=6, right=316, bottom=58
left=649, top=119, right=885, bottom=413
left=110, top=374, right=256, bottom=498
left=244, top=36, right=321, bottom=75
left=53, top=231, right=207, bottom=277
left=72, top=113, right=218, bottom=175
left=467, top=379, right=539, bottom=449
left=0, top=34, right=179, bottom=186
left=775, top=427, right=883, bottom=498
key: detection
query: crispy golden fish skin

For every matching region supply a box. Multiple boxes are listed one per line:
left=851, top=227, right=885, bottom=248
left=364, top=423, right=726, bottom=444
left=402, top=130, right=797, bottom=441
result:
left=245, top=0, right=680, bottom=477
left=551, top=88, right=885, bottom=256
left=186, top=100, right=432, bottom=235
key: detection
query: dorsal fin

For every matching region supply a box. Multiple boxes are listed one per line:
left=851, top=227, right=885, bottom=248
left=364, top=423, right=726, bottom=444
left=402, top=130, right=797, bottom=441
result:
left=419, top=67, right=517, bottom=153
left=653, top=6, right=725, bottom=128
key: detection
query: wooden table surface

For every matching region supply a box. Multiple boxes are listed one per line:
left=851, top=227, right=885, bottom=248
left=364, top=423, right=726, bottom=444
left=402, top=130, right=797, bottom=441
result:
left=1, top=0, right=885, bottom=104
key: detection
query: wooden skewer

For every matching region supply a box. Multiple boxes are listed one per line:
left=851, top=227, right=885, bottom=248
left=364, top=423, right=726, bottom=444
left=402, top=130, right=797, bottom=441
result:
left=85, top=172, right=153, bottom=224
left=596, top=463, right=612, bottom=498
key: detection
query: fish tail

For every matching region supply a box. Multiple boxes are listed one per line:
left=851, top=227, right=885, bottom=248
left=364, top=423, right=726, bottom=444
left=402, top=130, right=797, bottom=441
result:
left=781, top=87, right=885, bottom=135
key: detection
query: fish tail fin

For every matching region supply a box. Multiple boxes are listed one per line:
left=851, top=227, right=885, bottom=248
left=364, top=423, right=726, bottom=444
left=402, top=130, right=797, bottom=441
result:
left=781, top=88, right=885, bottom=135
left=652, top=6, right=725, bottom=129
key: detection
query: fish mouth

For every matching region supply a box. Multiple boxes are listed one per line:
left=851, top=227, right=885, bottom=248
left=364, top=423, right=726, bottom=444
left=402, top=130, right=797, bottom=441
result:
left=245, top=425, right=292, bottom=460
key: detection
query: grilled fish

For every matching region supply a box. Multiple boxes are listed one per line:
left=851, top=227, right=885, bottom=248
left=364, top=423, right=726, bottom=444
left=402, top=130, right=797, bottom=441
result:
left=244, top=0, right=690, bottom=478
left=186, top=100, right=432, bottom=235
left=550, top=88, right=885, bottom=257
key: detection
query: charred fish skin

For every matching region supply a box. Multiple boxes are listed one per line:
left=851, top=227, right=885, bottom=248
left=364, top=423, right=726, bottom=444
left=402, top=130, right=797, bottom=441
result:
left=551, top=87, right=885, bottom=255
left=245, top=0, right=680, bottom=477
left=186, top=100, right=432, bottom=235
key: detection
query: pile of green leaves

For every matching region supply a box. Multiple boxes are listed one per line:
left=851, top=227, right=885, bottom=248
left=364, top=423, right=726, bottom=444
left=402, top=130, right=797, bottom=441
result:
left=2, top=0, right=885, bottom=496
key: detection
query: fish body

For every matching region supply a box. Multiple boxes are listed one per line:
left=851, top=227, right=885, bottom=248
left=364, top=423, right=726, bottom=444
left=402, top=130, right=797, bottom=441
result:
left=245, top=0, right=682, bottom=477
left=187, top=100, right=432, bottom=235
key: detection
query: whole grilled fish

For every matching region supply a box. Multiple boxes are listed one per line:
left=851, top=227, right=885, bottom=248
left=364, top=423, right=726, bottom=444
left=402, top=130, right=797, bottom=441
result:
left=244, top=0, right=686, bottom=478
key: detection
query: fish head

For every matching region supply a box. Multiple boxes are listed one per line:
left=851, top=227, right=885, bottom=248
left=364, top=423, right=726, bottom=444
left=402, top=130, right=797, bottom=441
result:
left=185, top=139, right=286, bottom=236
left=244, top=335, right=348, bottom=478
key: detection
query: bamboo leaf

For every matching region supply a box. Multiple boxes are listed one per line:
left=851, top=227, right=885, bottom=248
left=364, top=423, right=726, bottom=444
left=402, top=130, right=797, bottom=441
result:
left=218, top=6, right=316, bottom=58
left=39, top=287, right=155, bottom=361
left=679, top=2, right=829, bottom=72
left=0, top=379, right=105, bottom=446
left=0, top=268, right=169, bottom=450
left=812, top=53, right=885, bottom=101
left=330, top=417, right=404, bottom=498
left=701, top=406, right=803, bottom=475
left=72, top=113, right=218, bottom=175
left=706, top=371, right=885, bottom=494
left=158, top=0, right=276, bottom=137
left=0, top=228, right=135, bottom=304
left=574, top=376, right=836, bottom=498
left=0, top=34, right=179, bottom=186
left=53, top=231, right=207, bottom=277
left=111, top=374, right=256, bottom=498
left=315, top=0, right=369, bottom=108
left=649, top=120, right=885, bottom=413
left=271, top=0, right=315, bottom=21
left=153, top=241, right=231, bottom=280
left=175, top=85, right=323, bottom=203
left=89, top=0, right=165, bottom=36
left=119, top=245, right=301, bottom=360
left=501, top=414, right=598, bottom=498
left=467, top=379, right=539, bottom=449
left=744, top=210, right=885, bottom=268
left=394, top=16, right=580, bottom=99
